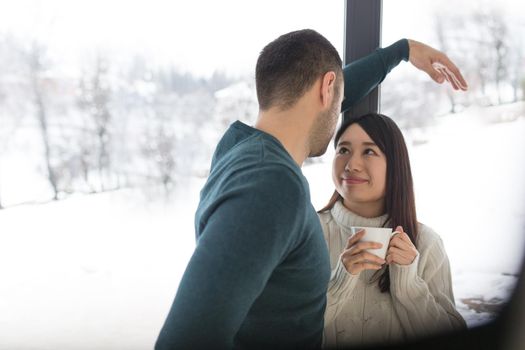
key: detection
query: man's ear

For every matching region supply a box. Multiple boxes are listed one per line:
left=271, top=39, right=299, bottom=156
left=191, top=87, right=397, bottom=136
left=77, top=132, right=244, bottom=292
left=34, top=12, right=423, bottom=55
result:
left=320, top=71, right=337, bottom=108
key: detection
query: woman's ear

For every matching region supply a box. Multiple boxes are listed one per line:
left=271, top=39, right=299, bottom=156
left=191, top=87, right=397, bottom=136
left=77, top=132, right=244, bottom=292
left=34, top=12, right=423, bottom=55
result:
left=320, top=71, right=337, bottom=108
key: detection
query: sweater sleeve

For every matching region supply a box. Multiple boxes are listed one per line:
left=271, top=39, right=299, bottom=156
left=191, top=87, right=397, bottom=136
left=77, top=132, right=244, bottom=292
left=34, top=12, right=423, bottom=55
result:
left=389, top=236, right=466, bottom=338
left=324, top=256, right=360, bottom=326
left=341, top=39, right=409, bottom=113
left=155, top=170, right=303, bottom=350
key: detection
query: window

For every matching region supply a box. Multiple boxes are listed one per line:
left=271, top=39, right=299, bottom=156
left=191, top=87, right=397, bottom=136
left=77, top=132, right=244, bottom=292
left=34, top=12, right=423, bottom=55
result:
left=306, top=0, right=525, bottom=330
left=0, top=1, right=345, bottom=348
left=380, top=0, right=525, bottom=327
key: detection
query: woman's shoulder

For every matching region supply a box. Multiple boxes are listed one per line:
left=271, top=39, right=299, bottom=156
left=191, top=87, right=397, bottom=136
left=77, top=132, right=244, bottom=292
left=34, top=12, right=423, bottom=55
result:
left=416, top=222, right=444, bottom=251
left=317, top=210, right=339, bottom=247
left=317, top=209, right=334, bottom=225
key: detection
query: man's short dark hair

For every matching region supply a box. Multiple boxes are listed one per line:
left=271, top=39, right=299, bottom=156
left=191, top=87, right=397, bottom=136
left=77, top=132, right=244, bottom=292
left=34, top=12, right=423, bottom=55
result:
left=255, top=29, right=343, bottom=111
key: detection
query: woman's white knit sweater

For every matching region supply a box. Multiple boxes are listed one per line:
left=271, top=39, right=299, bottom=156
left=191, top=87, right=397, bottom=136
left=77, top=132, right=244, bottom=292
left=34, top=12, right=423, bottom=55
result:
left=319, top=200, right=466, bottom=348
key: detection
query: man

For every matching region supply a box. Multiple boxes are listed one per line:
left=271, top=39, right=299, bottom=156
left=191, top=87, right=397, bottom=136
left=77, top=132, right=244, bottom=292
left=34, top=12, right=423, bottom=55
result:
left=155, top=29, right=467, bottom=350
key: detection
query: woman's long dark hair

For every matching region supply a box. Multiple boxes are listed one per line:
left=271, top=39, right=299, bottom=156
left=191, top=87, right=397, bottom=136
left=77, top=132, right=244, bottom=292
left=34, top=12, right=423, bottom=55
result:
left=319, top=113, right=418, bottom=293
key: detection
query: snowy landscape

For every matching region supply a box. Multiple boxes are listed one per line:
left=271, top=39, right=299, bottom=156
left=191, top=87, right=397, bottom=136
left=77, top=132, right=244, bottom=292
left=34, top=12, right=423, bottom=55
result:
left=1, top=102, right=524, bottom=349
left=0, top=1, right=524, bottom=349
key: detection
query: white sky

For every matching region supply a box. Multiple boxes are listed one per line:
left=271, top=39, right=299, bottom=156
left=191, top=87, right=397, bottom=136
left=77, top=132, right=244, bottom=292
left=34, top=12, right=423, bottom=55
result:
left=0, top=0, right=344, bottom=78
left=0, top=0, right=522, bottom=78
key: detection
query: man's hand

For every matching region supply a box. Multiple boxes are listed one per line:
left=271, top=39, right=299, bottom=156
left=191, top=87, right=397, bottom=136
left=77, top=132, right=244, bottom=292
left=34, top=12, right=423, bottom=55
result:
left=408, top=39, right=468, bottom=91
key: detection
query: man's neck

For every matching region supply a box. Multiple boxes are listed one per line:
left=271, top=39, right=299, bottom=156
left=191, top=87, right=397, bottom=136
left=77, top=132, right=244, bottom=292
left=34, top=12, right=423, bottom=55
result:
left=254, top=103, right=315, bottom=167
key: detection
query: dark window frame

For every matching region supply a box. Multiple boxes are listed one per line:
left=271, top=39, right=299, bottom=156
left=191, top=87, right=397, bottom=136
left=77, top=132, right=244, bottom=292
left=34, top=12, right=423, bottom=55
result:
left=343, top=0, right=382, bottom=122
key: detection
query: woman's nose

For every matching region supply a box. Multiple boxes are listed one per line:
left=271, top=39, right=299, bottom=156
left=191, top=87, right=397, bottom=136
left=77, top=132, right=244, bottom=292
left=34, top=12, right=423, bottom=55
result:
left=345, top=155, right=362, bottom=172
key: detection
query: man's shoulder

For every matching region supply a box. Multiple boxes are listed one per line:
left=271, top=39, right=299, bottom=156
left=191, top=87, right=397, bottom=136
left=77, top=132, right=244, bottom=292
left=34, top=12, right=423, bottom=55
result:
left=243, top=156, right=306, bottom=199
left=230, top=132, right=293, bottom=162
left=220, top=135, right=303, bottom=183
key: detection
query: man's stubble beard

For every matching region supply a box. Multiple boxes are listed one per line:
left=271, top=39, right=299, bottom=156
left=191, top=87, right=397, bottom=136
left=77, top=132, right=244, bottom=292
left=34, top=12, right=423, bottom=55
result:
left=308, top=100, right=340, bottom=158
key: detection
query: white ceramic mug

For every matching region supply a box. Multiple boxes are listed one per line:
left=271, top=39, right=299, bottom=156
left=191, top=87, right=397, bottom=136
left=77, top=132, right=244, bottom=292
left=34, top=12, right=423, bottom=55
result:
left=350, top=226, right=396, bottom=260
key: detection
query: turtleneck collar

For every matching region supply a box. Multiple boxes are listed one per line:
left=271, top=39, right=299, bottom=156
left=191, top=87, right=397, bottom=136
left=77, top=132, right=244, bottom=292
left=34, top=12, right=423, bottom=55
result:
left=331, top=199, right=390, bottom=231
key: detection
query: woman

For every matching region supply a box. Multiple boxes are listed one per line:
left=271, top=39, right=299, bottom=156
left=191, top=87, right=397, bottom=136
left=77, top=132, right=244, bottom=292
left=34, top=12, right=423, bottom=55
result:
left=318, top=113, right=466, bottom=348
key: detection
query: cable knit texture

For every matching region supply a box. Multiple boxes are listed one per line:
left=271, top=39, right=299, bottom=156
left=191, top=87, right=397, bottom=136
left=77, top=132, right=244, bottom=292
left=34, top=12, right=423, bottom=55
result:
left=320, top=200, right=466, bottom=348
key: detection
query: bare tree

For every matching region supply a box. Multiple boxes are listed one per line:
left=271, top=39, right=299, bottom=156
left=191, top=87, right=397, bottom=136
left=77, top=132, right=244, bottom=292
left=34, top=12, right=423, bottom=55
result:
left=522, top=78, right=525, bottom=101
left=490, top=13, right=509, bottom=105
left=0, top=34, right=34, bottom=207
left=472, top=9, right=510, bottom=105
left=28, top=40, right=59, bottom=200
left=473, top=38, right=491, bottom=98
left=435, top=14, right=459, bottom=113
left=77, top=53, right=113, bottom=192
left=139, top=87, right=179, bottom=192
left=510, top=36, right=524, bottom=103
left=141, top=124, right=177, bottom=192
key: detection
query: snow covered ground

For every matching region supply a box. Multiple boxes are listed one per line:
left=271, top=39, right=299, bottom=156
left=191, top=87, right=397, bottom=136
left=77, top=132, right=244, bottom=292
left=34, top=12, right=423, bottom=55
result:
left=1, top=103, right=524, bottom=349
left=0, top=184, right=201, bottom=350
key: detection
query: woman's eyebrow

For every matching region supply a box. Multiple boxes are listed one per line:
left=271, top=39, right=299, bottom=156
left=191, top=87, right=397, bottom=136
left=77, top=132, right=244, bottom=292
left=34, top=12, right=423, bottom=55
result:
left=337, top=141, right=377, bottom=147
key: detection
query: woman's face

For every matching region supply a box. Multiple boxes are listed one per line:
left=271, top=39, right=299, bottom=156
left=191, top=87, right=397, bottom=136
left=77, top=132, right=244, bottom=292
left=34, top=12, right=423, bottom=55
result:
left=332, top=123, right=387, bottom=213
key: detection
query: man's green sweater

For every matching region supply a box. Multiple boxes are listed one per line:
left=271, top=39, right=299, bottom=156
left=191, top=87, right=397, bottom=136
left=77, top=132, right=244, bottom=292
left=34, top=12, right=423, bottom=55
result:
left=155, top=39, right=409, bottom=350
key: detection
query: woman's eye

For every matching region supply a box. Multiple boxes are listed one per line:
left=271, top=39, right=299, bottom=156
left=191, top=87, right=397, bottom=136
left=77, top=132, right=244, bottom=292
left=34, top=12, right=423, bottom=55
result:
left=364, top=148, right=377, bottom=156
left=338, top=147, right=349, bottom=155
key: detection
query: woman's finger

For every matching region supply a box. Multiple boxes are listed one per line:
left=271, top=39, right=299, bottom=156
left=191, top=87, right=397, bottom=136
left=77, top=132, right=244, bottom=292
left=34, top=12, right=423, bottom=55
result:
left=387, top=254, right=406, bottom=265
left=392, top=226, right=404, bottom=237
left=391, top=229, right=415, bottom=247
left=345, top=240, right=383, bottom=255
left=342, top=252, right=384, bottom=275
left=389, top=235, right=412, bottom=251
left=387, top=246, right=413, bottom=260
left=355, top=251, right=386, bottom=265
left=343, top=249, right=385, bottom=265
left=388, top=246, right=417, bottom=265
left=345, top=229, right=365, bottom=249
left=389, top=253, right=414, bottom=266
left=386, top=251, right=408, bottom=265
left=353, top=241, right=383, bottom=251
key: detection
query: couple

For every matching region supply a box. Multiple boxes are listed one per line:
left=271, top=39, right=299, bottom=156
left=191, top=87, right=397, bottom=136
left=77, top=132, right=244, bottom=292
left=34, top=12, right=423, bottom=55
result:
left=156, top=29, right=468, bottom=349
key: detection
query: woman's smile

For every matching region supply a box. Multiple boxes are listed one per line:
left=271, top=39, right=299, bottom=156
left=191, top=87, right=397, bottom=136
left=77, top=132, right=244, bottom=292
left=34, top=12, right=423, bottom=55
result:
left=342, top=175, right=368, bottom=185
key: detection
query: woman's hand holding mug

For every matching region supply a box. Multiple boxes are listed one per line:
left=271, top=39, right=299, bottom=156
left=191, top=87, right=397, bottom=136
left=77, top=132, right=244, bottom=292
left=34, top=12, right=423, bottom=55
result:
left=341, top=229, right=386, bottom=275
left=386, top=226, right=418, bottom=266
